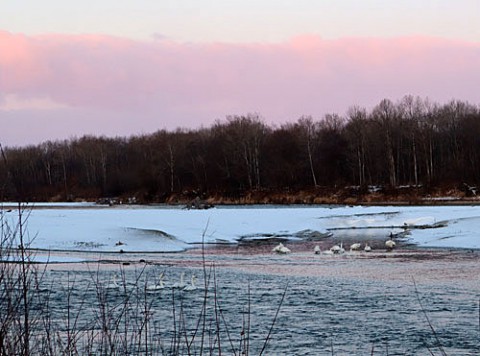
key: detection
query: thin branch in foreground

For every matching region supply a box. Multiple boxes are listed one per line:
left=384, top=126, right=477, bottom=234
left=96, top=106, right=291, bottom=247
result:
left=216, top=285, right=237, bottom=356
left=412, top=277, right=447, bottom=356
left=246, top=282, right=251, bottom=356
left=258, top=281, right=289, bottom=356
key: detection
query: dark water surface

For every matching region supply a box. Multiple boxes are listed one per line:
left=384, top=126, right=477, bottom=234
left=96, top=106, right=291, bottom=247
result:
left=38, top=244, right=480, bottom=355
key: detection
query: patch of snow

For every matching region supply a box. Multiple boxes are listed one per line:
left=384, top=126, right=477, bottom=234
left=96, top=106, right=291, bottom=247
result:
left=2, top=204, right=480, bottom=253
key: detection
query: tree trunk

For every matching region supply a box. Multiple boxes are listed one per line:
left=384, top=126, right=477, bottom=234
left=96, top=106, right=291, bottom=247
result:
left=386, top=132, right=396, bottom=187
left=412, top=137, right=418, bottom=186
left=168, top=144, right=175, bottom=193
left=307, top=140, right=318, bottom=187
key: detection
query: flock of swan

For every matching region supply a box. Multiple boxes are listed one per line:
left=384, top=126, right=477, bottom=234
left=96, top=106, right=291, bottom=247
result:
left=273, top=236, right=397, bottom=255
left=105, top=271, right=198, bottom=292
left=105, top=236, right=399, bottom=291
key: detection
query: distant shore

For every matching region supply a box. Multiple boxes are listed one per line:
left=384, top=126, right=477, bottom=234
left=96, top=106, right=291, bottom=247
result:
left=158, top=187, right=480, bottom=207
left=2, top=185, right=480, bottom=207
left=3, top=195, right=480, bottom=208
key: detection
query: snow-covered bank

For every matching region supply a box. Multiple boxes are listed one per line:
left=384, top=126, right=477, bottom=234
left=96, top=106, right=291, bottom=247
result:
left=2, top=204, right=480, bottom=256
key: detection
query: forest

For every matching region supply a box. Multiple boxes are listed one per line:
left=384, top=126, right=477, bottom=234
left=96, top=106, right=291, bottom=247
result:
left=2, top=96, right=480, bottom=204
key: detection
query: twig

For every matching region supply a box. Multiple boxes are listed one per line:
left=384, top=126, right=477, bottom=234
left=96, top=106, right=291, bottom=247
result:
left=213, top=267, right=223, bottom=355
left=246, top=282, right=251, bottom=356
left=259, top=282, right=289, bottom=356
left=200, top=220, right=209, bottom=355
left=217, top=291, right=237, bottom=355
left=412, top=277, right=447, bottom=356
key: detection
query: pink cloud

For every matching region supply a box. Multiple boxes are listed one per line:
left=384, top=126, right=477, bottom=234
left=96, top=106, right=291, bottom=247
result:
left=1, top=30, right=479, bottom=146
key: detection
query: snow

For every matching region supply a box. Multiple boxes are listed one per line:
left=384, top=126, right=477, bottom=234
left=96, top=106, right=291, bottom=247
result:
left=2, top=204, right=480, bottom=262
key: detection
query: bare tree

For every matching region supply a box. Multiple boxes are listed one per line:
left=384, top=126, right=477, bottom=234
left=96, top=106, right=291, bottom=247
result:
left=297, top=116, right=319, bottom=187
left=346, top=106, right=368, bottom=186
left=372, top=99, right=399, bottom=187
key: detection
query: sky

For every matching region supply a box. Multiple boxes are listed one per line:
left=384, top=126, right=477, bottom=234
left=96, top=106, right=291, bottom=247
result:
left=1, top=1, right=479, bottom=147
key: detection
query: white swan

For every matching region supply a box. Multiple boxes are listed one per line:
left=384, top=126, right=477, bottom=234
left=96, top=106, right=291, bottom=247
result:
left=385, top=238, right=396, bottom=250
left=330, top=244, right=340, bottom=253
left=146, top=272, right=166, bottom=292
left=330, top=242, right=345, bottom=254
left=314, top=245, right=321, bottom=254
left=105, top=274, right=119, bottom=290
left=172, top=272, right=186, bottom=289
left=350, top=243, right=361, bottom=251
left=272, top=242, right=291, bottom=254
left=364, top=243, right=372, bottom=252
left=183, top=275, right=197, bottom=291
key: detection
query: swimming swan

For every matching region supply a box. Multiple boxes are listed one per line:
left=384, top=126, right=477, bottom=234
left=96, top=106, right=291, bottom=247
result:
left=105, top=274, right=120, bottom=290
left=183, top=275, right=198, bottom=291
left=172, top=272, right=187, bottom=289
left=146, top=272, right=166, bottom=291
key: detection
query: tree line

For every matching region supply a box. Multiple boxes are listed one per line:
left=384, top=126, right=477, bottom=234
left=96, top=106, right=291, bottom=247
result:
left=2, top=96, right=480, bottom=202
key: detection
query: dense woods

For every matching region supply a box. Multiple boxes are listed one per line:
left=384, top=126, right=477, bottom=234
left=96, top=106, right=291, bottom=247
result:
left=2, top=96, right=480, bottom=203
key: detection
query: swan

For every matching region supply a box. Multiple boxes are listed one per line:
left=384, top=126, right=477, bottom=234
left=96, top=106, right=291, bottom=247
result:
left=364, top=243, right=372, bottom=252
left=330, top=242, right=345, bottom=254
left=350, top=243, right=361, bottom=251
left=385, top=238, right=396, bottom=250
left=105, top=274, right=119, bottom=290
left=385, top=232, right=396, bottom=250
left=146, top=272, right=166, bottom=292
left=183, top=275, right=197, bottom=291
left=330, top=244, right=341, bottom=253
left=172, top=272, right=187, bottom=289
left=314, top=245, right=321, bottom=254
left=279, top=244, right=291, bottom=254
left=272, top=242, right=291, bottom=254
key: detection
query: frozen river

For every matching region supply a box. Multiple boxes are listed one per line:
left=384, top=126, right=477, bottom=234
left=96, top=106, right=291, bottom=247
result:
left=3, top=203, right=480, bottom=256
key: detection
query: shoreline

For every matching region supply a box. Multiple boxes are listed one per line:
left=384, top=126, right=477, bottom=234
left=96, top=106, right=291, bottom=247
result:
left=3, top=197, right=480, bottom=209
left=3, top=183, right=480, bottom=208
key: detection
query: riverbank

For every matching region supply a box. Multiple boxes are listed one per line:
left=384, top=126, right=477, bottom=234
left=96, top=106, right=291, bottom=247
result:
left=161, top=185, right=480, bottom=207
left=9, top=183, right=480, bottom=207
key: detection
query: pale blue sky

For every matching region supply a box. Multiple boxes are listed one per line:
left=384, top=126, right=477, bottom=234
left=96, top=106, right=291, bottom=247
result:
left=2, top=0, right=479, bottom=42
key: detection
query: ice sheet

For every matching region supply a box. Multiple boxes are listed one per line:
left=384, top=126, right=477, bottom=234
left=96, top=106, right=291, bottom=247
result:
left=2, top=204, right=479, bottom=254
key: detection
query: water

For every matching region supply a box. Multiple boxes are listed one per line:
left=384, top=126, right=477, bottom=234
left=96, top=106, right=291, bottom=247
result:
left=30, top=247, right=480, bottom=355
left=3, top=201, right=480, bottom=354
